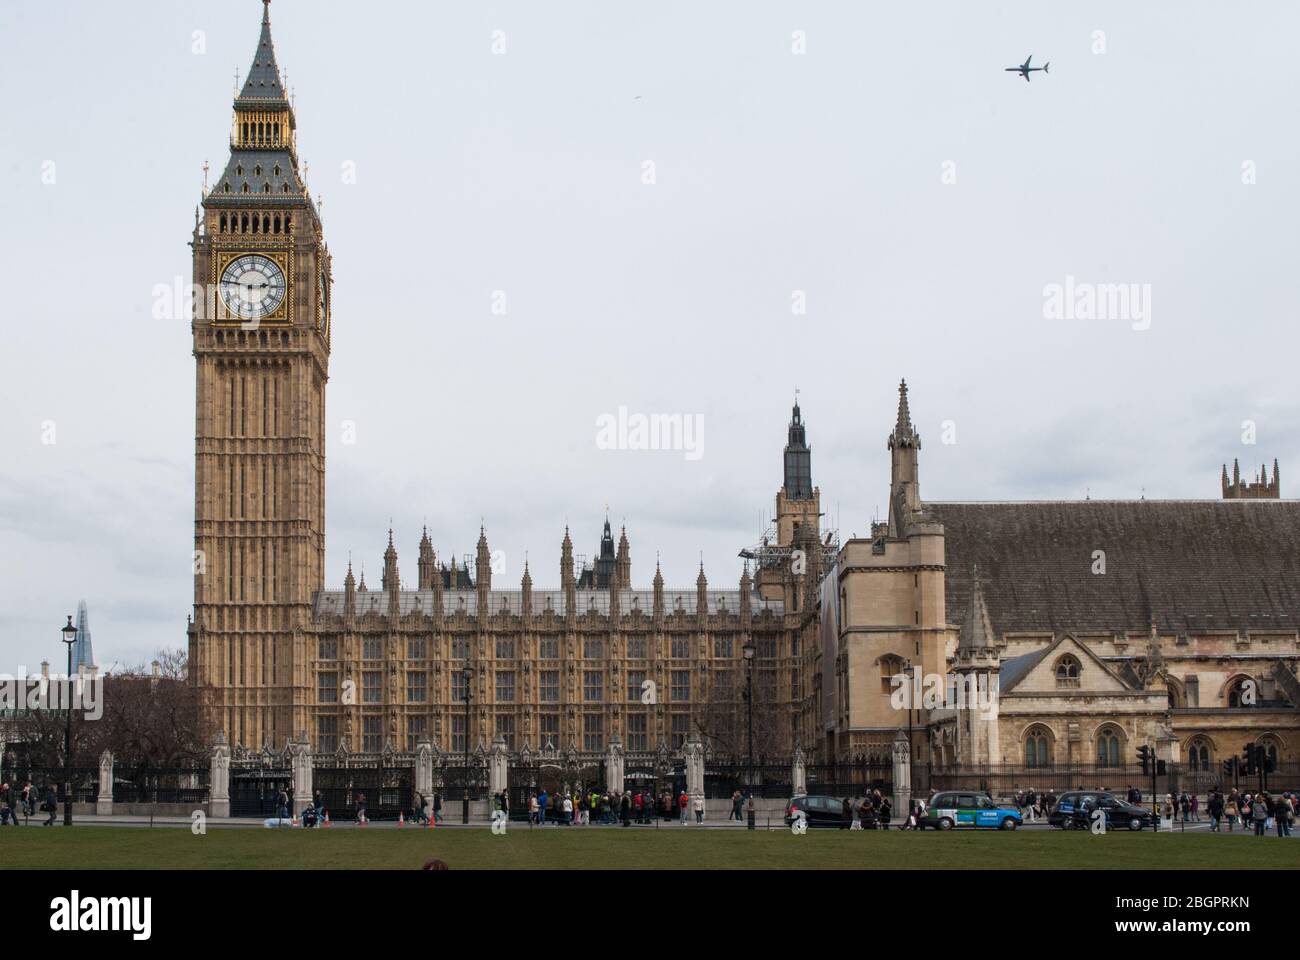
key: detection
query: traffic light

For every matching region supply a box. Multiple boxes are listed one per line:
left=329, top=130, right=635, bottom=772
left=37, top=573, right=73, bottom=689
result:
left=1242, top=743, right=1255, bottom=775
left=1222, top=759, right=1234, bottom=778
left=1264, top=752, right=1276, bottom=775
left=1137, top=745, right=1151, bottom=775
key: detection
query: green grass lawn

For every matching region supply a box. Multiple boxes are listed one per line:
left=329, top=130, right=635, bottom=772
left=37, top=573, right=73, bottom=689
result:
left=5, top=826, right=1297, bottom=869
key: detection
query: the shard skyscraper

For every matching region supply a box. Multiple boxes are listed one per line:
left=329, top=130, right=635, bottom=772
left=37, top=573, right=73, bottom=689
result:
left=72, top=599, right=94, bottom=672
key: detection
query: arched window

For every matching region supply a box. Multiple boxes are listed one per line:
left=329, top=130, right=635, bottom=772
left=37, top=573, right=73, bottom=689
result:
left=1025, top=727, right=1052, bottom=768
left=1054, top=655, right=1081, bottom=687
left=1096, top=728, right=1122, bottom=767
left=241, top=183, right=250, bottom=194
left=879, top=655, right=906, bottom=695
left=1186, top=738, right=1211, bottom=771
left=1227, top=676, right=1256, bottom=708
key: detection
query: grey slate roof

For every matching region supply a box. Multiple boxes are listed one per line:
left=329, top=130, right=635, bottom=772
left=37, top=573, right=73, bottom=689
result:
left=931, top=500, right=1300, bottom=635
left=211, top=150, right=304, bottom=199
left=237, top=8, right=287, bottom=103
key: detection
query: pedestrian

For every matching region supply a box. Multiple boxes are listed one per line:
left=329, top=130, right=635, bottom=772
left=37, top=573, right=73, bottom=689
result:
left=731, top=789, right=743, bottom=822
left=1207, top=790, right=1223, bottom=831
left=42, top=784, right=57, bottom=826
left=693, top=793, right=704, bottom=824
left=1278, top=793, right=1294, bottom=837
left=1252, top=792, right=1268, bottom=836
left=679, top=789, right=689, bottom=824
left=20, top=781, right=32, bottom=823
left=433, top=790, right=443, bottom=824
left=314, top=790, right=328, bottom=822
left=355, top=791, right=367, bottom=824
left=841, top=797, right=852, bottom=829
left=413, top=791, right=426, bottom=824
left=1224, top=791, right=1238, bottom=832
left=529, top=793, right=539, bottom=825
left=621, top=792, right=632, bottom=827
left=1190, top=793, right=1199, bottom=821
left=277, top=788, right=290, bottom=821
left=563, top=793, right=574, bottom=825
left=879, top=796, right=892, bottom=830
left=538, top=788, right=548, bottom=826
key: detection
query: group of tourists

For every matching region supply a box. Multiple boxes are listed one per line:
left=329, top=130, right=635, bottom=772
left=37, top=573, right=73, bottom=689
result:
left=846, top=789, right=893, bottom=829
left=412, top=791, right=443, bottom=824
left=505, top=787, right=707, bottom=825
left=1013, top=788, right=1053, bottom=822
left=1195, top=788, right=1294, bottom=836
left=0, top=780, right=57, bottom=826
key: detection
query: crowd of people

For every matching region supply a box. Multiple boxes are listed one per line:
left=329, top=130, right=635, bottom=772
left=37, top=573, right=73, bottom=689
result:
left=496, top=787, right=708, bottom=825
left=0, top=780, right=61, bottom=826
left=1190, top=788, right=1294, bottom=836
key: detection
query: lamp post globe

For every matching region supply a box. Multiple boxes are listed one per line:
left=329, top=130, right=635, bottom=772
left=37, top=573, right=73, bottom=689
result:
left=60, top=615, right=78, bottom=827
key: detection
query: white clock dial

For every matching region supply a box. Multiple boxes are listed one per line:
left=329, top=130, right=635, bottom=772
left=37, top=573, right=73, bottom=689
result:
left=220, top=254, right=286, bottom=321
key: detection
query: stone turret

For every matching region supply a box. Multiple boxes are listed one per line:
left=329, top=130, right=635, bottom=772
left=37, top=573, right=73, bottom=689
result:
left=1222, top=458, right=1280, bottom=499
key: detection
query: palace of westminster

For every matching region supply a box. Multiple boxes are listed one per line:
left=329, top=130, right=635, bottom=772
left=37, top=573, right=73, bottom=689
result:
left=186, top=3, right=1300, bottom=779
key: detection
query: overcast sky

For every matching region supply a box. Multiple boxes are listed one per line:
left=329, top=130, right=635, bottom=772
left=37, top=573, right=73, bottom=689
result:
left=0, top=0, right=1296, bottom=671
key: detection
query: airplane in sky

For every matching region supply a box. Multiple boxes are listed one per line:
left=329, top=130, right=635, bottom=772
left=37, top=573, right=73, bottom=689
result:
left=1005, top=55, right=1049, bottom=81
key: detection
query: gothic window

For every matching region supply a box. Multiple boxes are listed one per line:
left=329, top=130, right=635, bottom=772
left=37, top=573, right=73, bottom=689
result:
left=1054, top=655, right=1081, bottom=687
left=451, top=671, right=468, bottom=702
left=627, top=713, right=648, bottom=751
left=1096, top=727, right=1122, bottom=767
left=407, top=671, right=427, bottom=703
left=627, top=670, right=646, bottom=702
left=318, top=637, right=337, bottom=660
left=362, top=715, right=381, bottom=753
left=273, top=164, right=281, bottom=177
left=1227, top=676, right=1256, bottom=708
left=670, top=635, right=690, bottom=659
left=451, top=635, right=469, bottom=659
left=362, top=636, right=382, bottom=660
left=1187, top=738, right=1211, bottom=771
left=236, top=164, right=244, bottom=177
left=757, top=636, right=776, bottom=658
left=538, top=635, right=559, bottom=659
left=495, top=715, right=515, bottom=751
left=362, top=671, right=382, bottom=704
left=583, top=671, right=604, bottom=702
left=626, top=635, right=647, bottom=659
left=713, top=635, right=733, bottom=658
left=317, top=715, right=337, bottom=753
left=495, top=636, right=515, bottom=659
left=539, top=671, right=559, bottom=702
left=495, top=670, right=515, bottom=702
left=583, top=714, right=603, bottom=751
left=241, top=183, right=250, bottom=194
left=538, top=712, right=559, bottom=746
left=317, top=671, right=337, bottom=704
left=671, top=713, right=689, bottom=748
left=406, top=636, right=426, bottom=659
left=406, top=715, right=427, bottom=752
left=281, top=183, right=291, bottom=193
left=450, top=715, right=466, bottom=753
left=1024, top=727, right=1052, bottom=768
left=263, top=183, right=271, bottom=193
left=583, top=638, right=603, bottom=659
left=671, top=670, right=690, bottom=702
left=880, top=655, right=906, bottom=695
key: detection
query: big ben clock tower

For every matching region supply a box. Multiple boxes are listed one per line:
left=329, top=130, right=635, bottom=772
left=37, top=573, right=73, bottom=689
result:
left=190, top=0, right=330, bottom=750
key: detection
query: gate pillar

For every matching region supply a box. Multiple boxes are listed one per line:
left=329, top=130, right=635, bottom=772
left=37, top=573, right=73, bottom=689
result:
left=96, top=750, right=113, bottom=816
left=684, top=735, right=705, bottom=812
left=210, top=732, right=231, bottom=818
left=891, top=728, right=912, bottom=820
left=290, top=733, right=312, bottom=816
left=415, top=737, right=434, bottom=799
left=606, top=736, right=625, bottom=793
left=488, top=734, right=509, bottom=797
left=792, top=741, right=807, bottom=797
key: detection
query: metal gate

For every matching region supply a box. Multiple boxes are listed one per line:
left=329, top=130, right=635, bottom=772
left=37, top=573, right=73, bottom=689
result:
left=313, top=764, right=412, bottom=821
left=230, top=767, right=292, bottom=817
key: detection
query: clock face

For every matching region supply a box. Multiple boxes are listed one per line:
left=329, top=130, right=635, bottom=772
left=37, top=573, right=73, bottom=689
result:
left=220, top=254, right=286, bottom=322
left=319, top=271, right=329, bottom=336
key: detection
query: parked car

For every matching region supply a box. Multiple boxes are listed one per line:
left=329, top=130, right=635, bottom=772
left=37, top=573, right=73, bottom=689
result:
left=1048, top=791, right=1153, bottom=831
left=920, top=791, right=1021, bottom=830
left=784, top=795, right=850, bottom=829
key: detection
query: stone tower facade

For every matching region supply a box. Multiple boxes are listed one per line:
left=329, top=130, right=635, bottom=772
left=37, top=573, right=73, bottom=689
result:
left=188, top=1, right=331, bottom=751
left=1222, top=458, right=1280, bottom=499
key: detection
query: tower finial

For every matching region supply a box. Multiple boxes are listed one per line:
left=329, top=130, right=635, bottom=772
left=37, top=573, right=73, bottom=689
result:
left=263, top=0, right=271, bottom=27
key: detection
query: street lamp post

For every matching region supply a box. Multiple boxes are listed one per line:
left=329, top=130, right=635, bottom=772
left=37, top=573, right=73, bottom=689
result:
left=461, top=666, right=474, bottom=825
left=903, top=658, right=916, bottom=794
left=60, top=615, right=77, bottom=827
left=742, top=638, right=755, bottom=788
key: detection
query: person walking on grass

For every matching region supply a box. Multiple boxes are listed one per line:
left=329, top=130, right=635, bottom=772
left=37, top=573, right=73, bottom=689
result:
left=1252, top=792, right=1268, bottom=836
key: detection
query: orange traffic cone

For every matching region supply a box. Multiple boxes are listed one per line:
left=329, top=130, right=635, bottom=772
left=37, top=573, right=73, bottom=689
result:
left=398, top=812, right=406, bottom=828
left=323, top=812, right=331, bottom=827
left=359, top=813, right=367, bottom=828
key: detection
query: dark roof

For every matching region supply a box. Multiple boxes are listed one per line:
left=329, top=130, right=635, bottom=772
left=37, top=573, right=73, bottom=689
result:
left=237, top=7, right=287, bottom=104
left=210, top=150, right=304, bottom=200
left=999, top=650, right=1049, bottom=690
left=930, top=500, right=1300, bottom=635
